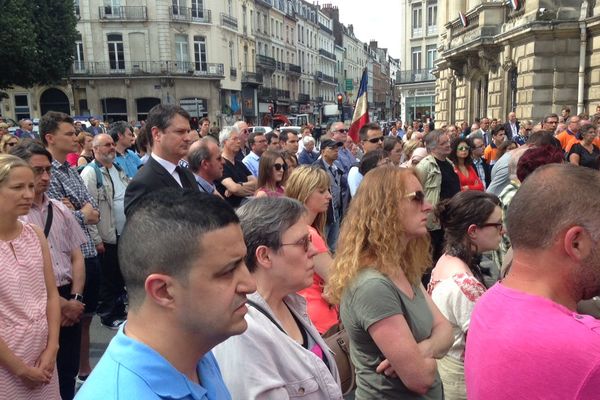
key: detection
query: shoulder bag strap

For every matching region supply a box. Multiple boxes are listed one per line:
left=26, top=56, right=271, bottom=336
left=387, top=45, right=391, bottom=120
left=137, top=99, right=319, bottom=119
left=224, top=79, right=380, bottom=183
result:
left=246, top=299, right=286, bottom=334
left=44, top=202, right=54, bottom=238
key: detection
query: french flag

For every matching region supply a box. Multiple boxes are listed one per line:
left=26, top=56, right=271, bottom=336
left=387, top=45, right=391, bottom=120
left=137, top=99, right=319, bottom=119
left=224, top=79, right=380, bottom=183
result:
left=348, top=68, right=369, bottom=143
left=459, top=11, right=468, bottom=27
left=509, top=0, right=520, bottom=10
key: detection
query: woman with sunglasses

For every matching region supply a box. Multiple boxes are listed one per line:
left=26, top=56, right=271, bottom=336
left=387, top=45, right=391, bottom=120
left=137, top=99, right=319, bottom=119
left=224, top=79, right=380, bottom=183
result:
left=213, top=197, right=342, bottom=399
left=448, top=138, right=484, bottom=191
left=327, top=166, right=453, bottom=399
left=285, top=165, right=339, bottom=334
left=1, top=134, right=20, bottom=154
left=0, top=154, right=61, bottom=399
left=427, top=190, right=502, bottom=399
left=255, top=150, right=287, bottom=198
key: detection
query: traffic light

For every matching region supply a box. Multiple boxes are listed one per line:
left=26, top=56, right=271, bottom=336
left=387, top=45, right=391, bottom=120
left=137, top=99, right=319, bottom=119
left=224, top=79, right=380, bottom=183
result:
left=337, top=94, right=343, bottom=111
left=268, top=105, right=274, bottom=115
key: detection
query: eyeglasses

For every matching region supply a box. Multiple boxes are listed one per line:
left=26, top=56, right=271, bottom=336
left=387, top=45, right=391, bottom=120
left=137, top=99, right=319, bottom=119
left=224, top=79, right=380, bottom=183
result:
left=273, top=163, right=288, bottom=171
left=32, top=166, right=52, bottom=176
left=336, top=129, right=348, bottom=133
left=280, top=234, right=312, bottom=252
left=404, top=190, right=425, bottom=205
left=457, top=146, right=470, bottom=151
left=479, top=222, right=503, bottom=231
left=367, top=136, right=384, bottom=144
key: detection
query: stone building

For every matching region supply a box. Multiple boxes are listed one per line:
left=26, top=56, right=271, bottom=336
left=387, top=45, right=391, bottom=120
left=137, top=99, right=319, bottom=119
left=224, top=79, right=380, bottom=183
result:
left=397, top=0, right=439, bottom=124
left=435, top=0, right=600, bottom=126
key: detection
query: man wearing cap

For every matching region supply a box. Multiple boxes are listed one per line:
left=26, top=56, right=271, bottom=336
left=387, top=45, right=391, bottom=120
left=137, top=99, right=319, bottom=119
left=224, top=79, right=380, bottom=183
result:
left=314, top=139, right=348, bottom=251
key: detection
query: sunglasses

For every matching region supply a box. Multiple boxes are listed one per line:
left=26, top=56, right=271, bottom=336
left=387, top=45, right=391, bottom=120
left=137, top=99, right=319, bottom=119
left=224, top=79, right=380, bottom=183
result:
left=404, top=190, right=425, bottom=204
left=336, top=129, right=348, bottom=133
left=367, top=136, right=384, bottom=144
left=280, top=234, right=312, bottom=252
left=457, top=146, right=470, bottom=151
left=273, top=163, right=288, bottom=171
left=32, top=166, right=52, bottom=176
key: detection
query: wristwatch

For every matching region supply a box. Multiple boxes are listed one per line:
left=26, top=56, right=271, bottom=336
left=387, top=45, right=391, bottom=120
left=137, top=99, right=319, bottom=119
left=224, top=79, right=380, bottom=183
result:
left=70, top=293, right=84, bottom=302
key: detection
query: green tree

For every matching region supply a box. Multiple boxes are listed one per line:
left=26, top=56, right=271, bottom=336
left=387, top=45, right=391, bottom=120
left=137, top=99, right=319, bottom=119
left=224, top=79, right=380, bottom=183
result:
left=0, top=0, right=78, bottom=90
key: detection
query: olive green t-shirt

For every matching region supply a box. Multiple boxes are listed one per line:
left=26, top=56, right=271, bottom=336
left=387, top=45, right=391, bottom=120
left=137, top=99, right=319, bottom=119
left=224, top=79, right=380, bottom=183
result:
left=340, top=268, right=443, bottom=400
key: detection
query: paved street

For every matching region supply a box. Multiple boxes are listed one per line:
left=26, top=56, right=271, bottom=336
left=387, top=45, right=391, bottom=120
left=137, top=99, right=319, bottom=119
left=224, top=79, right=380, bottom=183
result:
left=89, top=316, right=117, bottom=369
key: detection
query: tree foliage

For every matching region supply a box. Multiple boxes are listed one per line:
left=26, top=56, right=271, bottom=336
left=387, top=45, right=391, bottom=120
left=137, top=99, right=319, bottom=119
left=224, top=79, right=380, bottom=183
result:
left=0, top=0, right=78, bottom=90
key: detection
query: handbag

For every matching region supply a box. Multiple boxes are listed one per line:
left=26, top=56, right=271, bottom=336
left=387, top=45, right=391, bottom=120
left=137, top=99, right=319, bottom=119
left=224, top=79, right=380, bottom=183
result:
left=322, top=323, right=356, bottom=395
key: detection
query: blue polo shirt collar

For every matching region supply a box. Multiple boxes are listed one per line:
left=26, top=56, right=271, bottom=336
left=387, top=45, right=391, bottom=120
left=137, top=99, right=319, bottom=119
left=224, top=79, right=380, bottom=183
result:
left=110, top=324, right=210, bottom=399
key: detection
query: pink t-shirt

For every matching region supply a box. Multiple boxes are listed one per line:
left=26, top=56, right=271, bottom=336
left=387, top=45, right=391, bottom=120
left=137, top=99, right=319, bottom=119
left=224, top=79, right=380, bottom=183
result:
left=465, top=283, right=600, bottom=400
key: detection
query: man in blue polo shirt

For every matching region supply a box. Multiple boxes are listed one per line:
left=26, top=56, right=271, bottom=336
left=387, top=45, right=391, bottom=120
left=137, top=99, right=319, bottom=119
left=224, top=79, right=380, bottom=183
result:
left=76, top=190, right=256, bottom=399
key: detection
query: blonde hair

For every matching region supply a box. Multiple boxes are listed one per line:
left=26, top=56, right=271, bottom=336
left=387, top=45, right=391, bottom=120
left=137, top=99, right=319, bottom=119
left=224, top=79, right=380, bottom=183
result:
left=0, top=154, right=31, bottom=186
left=0, top=134, right=19, bottom=154
left=326, top=166, right=431, bottom=304
left=284, top=165, right=330, bottom=235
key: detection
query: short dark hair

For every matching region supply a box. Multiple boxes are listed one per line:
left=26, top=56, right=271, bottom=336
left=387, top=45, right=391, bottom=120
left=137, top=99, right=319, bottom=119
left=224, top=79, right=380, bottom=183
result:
left=265, top=132, right=279, bottom=144
left=108, top=121, right=131, bottom=142
left=119, top=189, right=239, bottom=308
left=383, top=136, right=402, bottom=153
left=359, top=122, right=381, bottom=141
left=145, top=104, right=190, bottom=133
left=359, top=149, right=389, bottom=176
left=248, top=131, right=264, bottom=147
left=492, top=125, right=506, bottom=136
left=544, top=113, right=559, bottom=123
left=237, top=197, right=306, bottom=273
left=526, top=131, right=561, bottom=148
left=40, top=111, right=74, bottom=146
left=9, top=140, right=53, bottom=163
left=279, top=130, right=298, bottom=143
left=199, top=117, right=210, bottom=125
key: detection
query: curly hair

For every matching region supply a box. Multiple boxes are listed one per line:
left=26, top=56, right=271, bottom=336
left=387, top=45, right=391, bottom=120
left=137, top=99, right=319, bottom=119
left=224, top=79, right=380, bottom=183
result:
left=326, top=167, right=432, bottom=304
left=284, top=165, right=330, bottom=235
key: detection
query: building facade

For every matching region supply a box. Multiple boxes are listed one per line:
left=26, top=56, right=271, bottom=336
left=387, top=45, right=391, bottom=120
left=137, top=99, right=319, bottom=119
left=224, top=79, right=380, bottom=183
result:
left=397, top=0, right=438, bottom=124
left=435, top=0, right=600, bottom=126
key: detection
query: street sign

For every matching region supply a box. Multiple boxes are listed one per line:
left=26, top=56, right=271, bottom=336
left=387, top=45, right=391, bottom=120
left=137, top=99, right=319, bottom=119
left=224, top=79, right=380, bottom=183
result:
left=180, top=98, right=207, bottom=117
left=345, top=79, right=353, bottom=91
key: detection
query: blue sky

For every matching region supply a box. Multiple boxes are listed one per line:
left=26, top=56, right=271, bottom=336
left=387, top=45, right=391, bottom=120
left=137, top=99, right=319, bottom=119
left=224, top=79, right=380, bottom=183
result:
left=323, top=0, right=402, bottom=59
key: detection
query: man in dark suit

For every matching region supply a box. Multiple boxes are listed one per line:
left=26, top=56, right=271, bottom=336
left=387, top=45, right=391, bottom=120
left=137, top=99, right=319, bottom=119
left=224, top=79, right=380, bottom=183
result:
left=504, top=112, right=519, bottom=140
left=124, top=104, right=199, bottom=215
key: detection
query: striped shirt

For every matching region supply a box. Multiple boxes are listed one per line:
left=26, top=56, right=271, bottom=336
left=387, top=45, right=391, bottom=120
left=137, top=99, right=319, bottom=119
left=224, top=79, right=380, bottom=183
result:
left=20, top=195, right=87, bottom=286
left=47, top=159, right=98, bottom=258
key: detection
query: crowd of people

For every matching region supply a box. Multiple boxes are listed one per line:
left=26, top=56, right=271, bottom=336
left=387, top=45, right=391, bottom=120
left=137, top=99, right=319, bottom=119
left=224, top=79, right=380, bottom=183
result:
left=1, top=103, right=600, bottom=400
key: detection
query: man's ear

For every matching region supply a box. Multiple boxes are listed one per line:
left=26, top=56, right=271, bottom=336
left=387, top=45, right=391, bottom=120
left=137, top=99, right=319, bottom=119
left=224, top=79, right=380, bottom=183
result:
left=564, top=226, right=593, bottom=262
left=145, top=273, right=177, bottom=309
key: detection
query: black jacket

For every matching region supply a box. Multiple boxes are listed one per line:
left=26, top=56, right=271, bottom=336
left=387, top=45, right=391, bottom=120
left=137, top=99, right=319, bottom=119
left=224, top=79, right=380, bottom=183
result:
left=124, top=156, right=199, bottom=215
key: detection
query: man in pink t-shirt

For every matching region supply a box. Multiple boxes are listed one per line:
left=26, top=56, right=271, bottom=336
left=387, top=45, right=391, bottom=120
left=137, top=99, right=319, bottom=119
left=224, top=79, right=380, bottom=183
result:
left=465, top=164, right=600, bottom=399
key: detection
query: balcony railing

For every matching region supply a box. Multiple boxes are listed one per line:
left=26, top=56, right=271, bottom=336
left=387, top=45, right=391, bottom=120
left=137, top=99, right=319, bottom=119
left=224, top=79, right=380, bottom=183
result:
left=257, top=87, right=289, bottom=99
left=412, top=27, right=423, bottom=38
left=426, top=25, right=437, bottom=36
left=287, top=63, right=302, bottom=75
left=169, top=6, right=212, bottom=23
left=298, top=93, right=310, bottom=103
left=70, top=61, right=224, bottom=78
left=276, top=61, right=285, bottom=71
left=256, top=0, right=272, bottom=8
left=256, top=54, right=276, bottom=70
left=241, top=72, right=263, bottom=85
left=395, top=69, right=435, bottom=84
left=99, top=6, right=147, bottom=20
left=316, top=71, right=336, bottom=84
left=276, top=89, right=290, bottom=99
left=318, top=23, right=333, bottom=35
left=220, top=13, right=238, bottom=29
left=318, top=48, right=336, bottom=61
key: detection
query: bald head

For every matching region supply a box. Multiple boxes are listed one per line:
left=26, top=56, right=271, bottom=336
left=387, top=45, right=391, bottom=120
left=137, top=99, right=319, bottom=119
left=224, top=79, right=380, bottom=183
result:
left=507, top=164, right=600, bottom=250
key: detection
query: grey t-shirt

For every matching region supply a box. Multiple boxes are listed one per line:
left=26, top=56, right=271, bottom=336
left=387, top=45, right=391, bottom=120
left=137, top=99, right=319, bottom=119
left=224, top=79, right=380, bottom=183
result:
left=340, top=268, right=443, bottom=400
